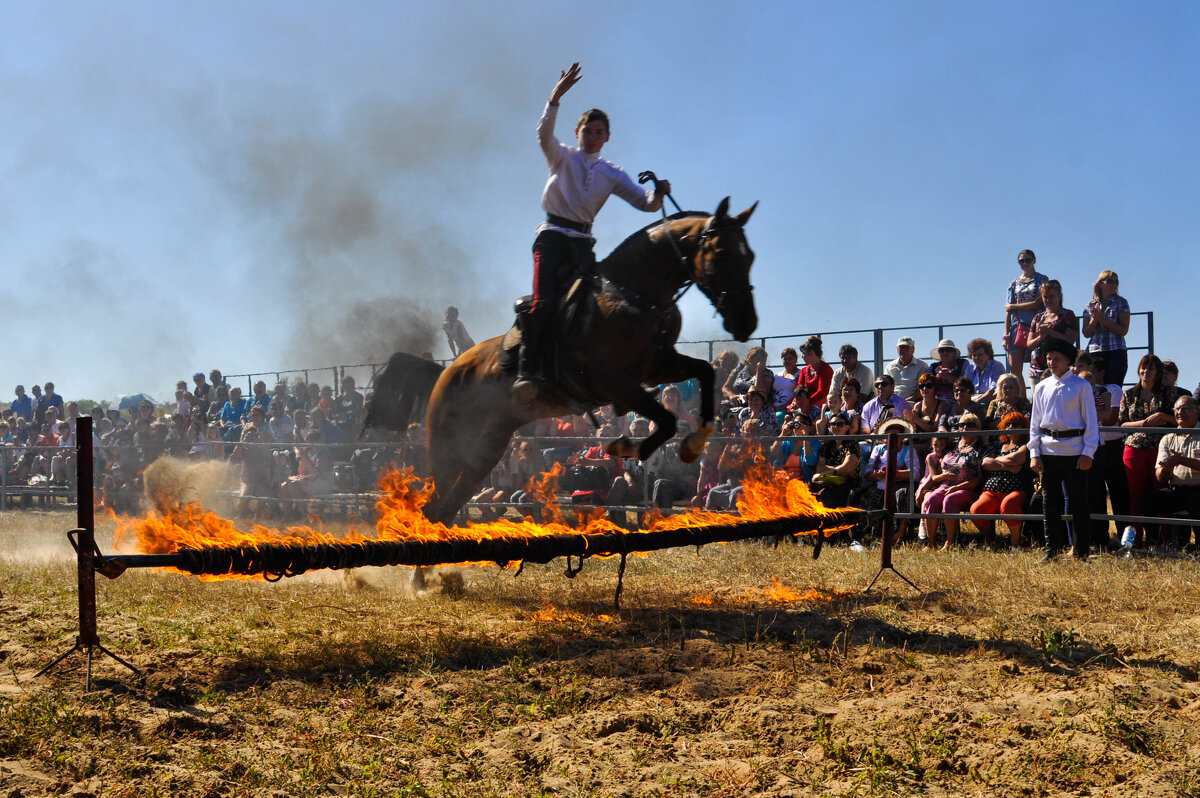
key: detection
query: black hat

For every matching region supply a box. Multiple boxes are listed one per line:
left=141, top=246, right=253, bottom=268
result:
left=1043, top=337, right=1077, bottom=361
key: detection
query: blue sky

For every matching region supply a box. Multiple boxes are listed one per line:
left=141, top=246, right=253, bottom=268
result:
left=2, top=1, right=1197, bottom=403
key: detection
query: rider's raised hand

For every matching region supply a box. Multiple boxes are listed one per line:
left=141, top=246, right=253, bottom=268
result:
left=654, top=178, right=672, bottom=197
left=550, top=62, right=582, bottom=105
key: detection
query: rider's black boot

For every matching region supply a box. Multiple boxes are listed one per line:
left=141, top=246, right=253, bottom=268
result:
left=511, top=313, right=543, bottom=403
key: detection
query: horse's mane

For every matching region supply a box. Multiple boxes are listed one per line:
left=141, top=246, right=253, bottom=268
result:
left=600, top=211, right=709, bottom=266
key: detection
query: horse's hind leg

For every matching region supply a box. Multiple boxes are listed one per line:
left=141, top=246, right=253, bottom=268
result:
left=653, top=352, right=718, bottom=462
left=604, top=386, right=678, bottom=463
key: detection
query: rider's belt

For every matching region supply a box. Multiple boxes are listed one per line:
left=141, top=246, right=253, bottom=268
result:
left=546, top=214, right=592, bottom=234
left=1040, top=427, right=1084, bottom=440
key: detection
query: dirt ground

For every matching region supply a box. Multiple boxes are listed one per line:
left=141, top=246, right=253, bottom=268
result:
left=3, top=509, right=1200, bottom=797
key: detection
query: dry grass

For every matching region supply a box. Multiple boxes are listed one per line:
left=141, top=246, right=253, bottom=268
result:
left=2, top=510, right=1200, bottom=797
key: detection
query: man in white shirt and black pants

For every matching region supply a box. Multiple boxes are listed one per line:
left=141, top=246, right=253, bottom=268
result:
left=1029, top=337, right=1100, bottom=562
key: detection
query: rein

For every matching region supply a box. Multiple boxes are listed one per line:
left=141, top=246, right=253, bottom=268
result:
left=638, top=171, right=695, bottom=303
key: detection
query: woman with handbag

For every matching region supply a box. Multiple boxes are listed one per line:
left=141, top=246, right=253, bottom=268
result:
left=1003, top=249, right=1047, bottom=381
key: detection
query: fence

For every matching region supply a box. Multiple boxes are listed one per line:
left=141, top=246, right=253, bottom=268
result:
left=218, top=312, right=1155, bottom=404
left=6, top=425, right=1198, bottom=557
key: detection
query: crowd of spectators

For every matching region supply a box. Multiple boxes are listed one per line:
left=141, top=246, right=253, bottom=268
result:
left=5, top=256, right=1199, bottom=553
left=2, top=370, right=416, bottom=516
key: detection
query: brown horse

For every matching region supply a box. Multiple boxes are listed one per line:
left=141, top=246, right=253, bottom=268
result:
left=364, top=197, right=758, bottom=525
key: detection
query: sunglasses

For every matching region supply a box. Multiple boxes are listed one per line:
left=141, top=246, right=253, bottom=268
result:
left=874, top=382, right=888, bottom=388
left=828, top=421, right=848, bottom=428
left=1017, top=257, right=1033, bottom=265
left=1102, top=277, right=1119, bottom=284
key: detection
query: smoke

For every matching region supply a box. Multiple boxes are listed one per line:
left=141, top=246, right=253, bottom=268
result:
left=218, top=91, right=511, bottom=367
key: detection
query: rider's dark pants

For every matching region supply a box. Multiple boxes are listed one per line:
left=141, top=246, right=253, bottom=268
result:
left=532, top=230, right=596, bottom=319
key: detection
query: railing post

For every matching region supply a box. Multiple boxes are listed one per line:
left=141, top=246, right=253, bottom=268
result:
left=1146, top=311, right=1154, bottom=355
left=873, top=328, right=885, bottom=384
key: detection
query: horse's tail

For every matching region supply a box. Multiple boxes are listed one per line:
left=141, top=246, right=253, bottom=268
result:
left=360, top=352, right=445, bottom=438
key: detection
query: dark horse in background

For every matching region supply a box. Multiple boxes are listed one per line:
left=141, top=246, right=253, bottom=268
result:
left=363, top=197, right=758, bottom=525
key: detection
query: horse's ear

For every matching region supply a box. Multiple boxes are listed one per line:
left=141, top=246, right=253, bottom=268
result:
left=733, top=201, right=759, bottom=226
left=714, top=196, right=730, bottom=220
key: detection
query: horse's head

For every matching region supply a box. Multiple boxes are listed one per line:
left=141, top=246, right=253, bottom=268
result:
left=693, top=197, right=758, bottom=342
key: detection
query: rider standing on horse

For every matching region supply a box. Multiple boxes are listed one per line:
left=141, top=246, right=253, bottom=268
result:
left=513, top=62, right=671, bottom=402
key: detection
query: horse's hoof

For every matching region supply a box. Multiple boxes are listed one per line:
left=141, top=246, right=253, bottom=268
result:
left=679, top=424, right=715, bottom=463
left=411, top=566, right=428, bottom=592
left=511, top=379, right=540, bottom=404
left=607, top=437, right=638, bottom=458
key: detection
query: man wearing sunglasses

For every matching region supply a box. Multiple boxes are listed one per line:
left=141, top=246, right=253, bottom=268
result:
left=861, top=374, right=911, bottom=434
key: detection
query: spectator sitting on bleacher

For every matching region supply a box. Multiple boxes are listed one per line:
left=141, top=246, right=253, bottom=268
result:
left=828, top=344, right=874, bottom=408
left=604, top=418, right=650, bottom=507
left=646, top=420, right=702, bottom=508
left=773, top=348, right=801, bottom=411
left=886, top=336, right=926, bottom=401
left=786, top=385, right=821, bottom=425
left=209, top=368, right=227, bottom=391
left=985, top=373, right=1032, bottom=429
left=970, top=411, right=1034, bottom=550
left=857, top=417, right=923, bottom=541
left=207, top=385, right=230, bottom=426
left=249, top=380, right=271, bottom=414
left=1142, top=394, right=1200, bottom=551
left=265, top=401, right=295, bottom=445
left=927, top=340, right=966, bottom=402
left=824, top=377, right=867, bottom=435
left=11, top=385, right=31, bottom=421
left=305, top=383, right=322, bottom=412
left=706, top=434, right=752, bottom=509
left=941, top=377, right=987, bottom=433
left=922, top=413, right=985, bottom=551
left=722, top=347, right=768, bottom=404
left=230, top=423, right=274, bottom=502
left=661, top=384, right=699, bottom=429
left=563, top=423, right=623, bottom=504
left=1162, top=360, right=1189, bottom=399
left=281, top=429, right=335, bottom=505
left=861, top=374, right=911, bottom=433
left=736, top=389, right=780, bottom=437
left=811, top=412, right=859, bottom=514
left=772, top=413, right=819, bottom=481
left=964, top=338, right=1005, bottom=405
left=218, top=386, right=251, bottom=442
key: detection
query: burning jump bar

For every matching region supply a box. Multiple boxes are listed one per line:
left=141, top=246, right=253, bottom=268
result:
left=97, top=509, right=882, bottom=580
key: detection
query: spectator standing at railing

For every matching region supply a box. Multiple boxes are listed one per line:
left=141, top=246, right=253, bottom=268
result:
left=1082, top=270, right=1130, bottom=386
left=335, top=375, right=365, bottom=430
left=442, top=306, right=475, bottom=358
left=41, top=383, right=64, bottom=424
left=1029, top=337, right=1100, bottom=562
left=1161, top=360, right=1189, bottom=399
left=886, top=336, right=926, bottom=401
left=191, top=372, right=211, bottom=414
left=861, top=374, right=911, bottom=433
left=963, top=338, right=1004, bottom=405
left=1025, top=280, right=1078, bottom=388
left=1118, top=354, right=1178, bottom=547
left=1003, top=249, right=1046, bottom=378
left=1076, top=353, right=1127, bottom=548
left=798, top=336, right=833, bottom=410
left=29, top=384, right=43, bottom=425
left=827, top=344, right=874, bottom=408
left=1142, top=395, right=1200, bottom=551
left=819, top=378, right=865, bottom=436
left=265, top=401, right=295, bottom=445
left=10, top=385, right=31, bottom=421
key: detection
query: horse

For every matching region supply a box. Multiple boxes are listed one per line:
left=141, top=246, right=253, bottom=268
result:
left=364, top=197, right=758, bottom=525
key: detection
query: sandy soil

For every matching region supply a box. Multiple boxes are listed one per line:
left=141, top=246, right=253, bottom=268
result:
left=2, top=511, right=1200, bottom=797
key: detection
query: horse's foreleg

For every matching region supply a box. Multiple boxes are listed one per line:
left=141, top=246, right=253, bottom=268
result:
left=654, top=353, right=717, bottom=462
left=605, top=386, right=677, bottom=463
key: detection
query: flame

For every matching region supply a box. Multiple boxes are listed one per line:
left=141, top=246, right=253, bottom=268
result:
left=108, top=457, right=856, bottom=581
left=691, top=577, right=850, bottom=606
left=528, top=600, right=592, bottom=623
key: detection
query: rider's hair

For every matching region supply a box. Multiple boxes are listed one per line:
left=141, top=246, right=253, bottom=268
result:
left=577, top=108, right=610, bottom=132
